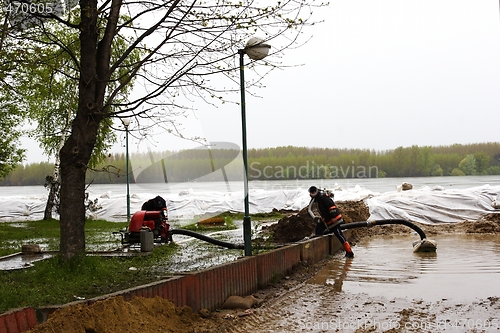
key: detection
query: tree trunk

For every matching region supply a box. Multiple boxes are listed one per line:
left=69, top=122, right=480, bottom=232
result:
left=44, top=120, right=68, bottom=220
left=58, top=113, right=99, bottom=259
left=58, top=0, right=101, bottom=259
left=58, top=0, right=119, bottom=259
left=43, top=178, right=58, bottom=220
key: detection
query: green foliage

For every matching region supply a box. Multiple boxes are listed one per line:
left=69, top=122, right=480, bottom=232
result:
left=431, top=164, right=444, bottom=177
left=451, top=168, right=466, bottom=176
left=5, top=11, right=144, bottom=168
left=0, top=71, right=25, bottom=178
left=2, top=142, right=500, bottom=185
left=459, top=154, right=476, bottom=176
left=486, top=166, right=500, bottom=175
left=474, top=152, right=490, bottom=175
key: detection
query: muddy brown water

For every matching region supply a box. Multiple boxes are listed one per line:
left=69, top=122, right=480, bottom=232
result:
left=216, top=234, right=500, bottom=333
left=307, top=234, right=500, bottom=303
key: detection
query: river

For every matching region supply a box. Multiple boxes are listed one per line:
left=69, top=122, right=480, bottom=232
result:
left=0, top=175, right=499, bottom=223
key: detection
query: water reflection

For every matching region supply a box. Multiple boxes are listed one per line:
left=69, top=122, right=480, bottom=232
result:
left=307, top=258, right=353, bottom=292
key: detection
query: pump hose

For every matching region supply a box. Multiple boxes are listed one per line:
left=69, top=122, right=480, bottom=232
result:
left=169, top=229, right=245, bottom=249
left=339, top=219, right=427, bottom=240
left=168, top=219, right=427, bottom=250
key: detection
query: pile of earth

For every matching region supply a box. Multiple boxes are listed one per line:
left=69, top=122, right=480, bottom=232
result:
left=27, top=296, right=219, bottom=333
left=263, top=200, right=370, bottom=243
left=263, top=202, right=500, bottom=244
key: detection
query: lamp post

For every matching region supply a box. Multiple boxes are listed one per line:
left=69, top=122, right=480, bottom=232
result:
left=122, top=118, right=131, bottom=222
left=238, top=37, right=271, bottom=256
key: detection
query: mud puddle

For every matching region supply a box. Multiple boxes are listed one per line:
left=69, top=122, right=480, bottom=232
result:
left=308, top=234, right=500, bottom=303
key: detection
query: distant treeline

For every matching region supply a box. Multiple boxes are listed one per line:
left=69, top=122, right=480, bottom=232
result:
left=2, top=142, right=500, bottom=186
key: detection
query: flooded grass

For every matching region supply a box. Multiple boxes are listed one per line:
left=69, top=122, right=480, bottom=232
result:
left=0, top=216, right=271, bottom=314
left=162, top=228, right=245, bottom=273
left=0, top=220, right=60, bottom=256
left=0, top=219, right=129, bottom=256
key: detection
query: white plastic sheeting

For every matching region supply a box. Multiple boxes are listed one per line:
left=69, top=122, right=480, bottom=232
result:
left=367, top=185, right=500, bottom=224
left=0, top=188, right=311, bottom=222
left=0, top=183, right=499, bottom=224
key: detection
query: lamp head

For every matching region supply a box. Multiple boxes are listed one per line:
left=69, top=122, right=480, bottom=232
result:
left=244, top=37, right=271, bottom=61
left=122, top=118, right=131, bottom=127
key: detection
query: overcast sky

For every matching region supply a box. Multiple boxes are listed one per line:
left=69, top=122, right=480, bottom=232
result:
left=22, top=0, right=500, bottom=163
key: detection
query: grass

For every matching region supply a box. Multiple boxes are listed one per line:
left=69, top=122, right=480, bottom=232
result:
left=0, top=219, right=131, bottom=257
left=0, top=220, right=60, bottom=257
left=0, top=212, right=284, bottom=314
left=0, top=219, right=177, bottom=313
left=0, top=245, right=179, bottom=313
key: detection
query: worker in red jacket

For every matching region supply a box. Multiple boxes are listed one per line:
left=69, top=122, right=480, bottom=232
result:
left=308, top=186, right=354, bottom=258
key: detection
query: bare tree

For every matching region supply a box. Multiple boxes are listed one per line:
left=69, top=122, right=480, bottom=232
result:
left=6, top=0, right=325, bottom=259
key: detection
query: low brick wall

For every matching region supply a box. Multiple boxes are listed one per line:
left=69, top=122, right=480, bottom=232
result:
left=0, top=232, right=350, bottom=333
left=0, top=308, right=37, bottom=333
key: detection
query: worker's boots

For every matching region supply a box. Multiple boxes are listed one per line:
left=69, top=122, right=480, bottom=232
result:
left=343, top=241, right=354, bottom=258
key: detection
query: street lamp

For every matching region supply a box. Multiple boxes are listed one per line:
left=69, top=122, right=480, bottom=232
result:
left=238, top=37, right=271, bottom=256
left=122, top=117, right=131, bottom=222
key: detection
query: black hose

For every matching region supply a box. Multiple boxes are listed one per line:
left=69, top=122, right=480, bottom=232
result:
left=169, top=229, right=245, bottom=249
left=339, top=219, right=427, bottom=240
left=169, top=219, right=427, bottom=250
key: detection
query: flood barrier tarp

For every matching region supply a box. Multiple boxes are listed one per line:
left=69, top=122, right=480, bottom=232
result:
left=0, top=184, right=499, bottom=224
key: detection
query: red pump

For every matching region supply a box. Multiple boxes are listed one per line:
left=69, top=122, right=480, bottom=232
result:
left=121, top=209, right=170, bottom=244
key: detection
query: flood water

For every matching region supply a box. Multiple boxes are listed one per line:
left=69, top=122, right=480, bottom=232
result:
left=308, top=234, right=500, bottom=303
left=0, top=253, right=54, bottom=270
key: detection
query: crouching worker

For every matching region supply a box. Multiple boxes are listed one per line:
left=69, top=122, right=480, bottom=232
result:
left=141, top=195, right=168, bottom=229
left=141, top=195, right=167, bottom=211
left=308, top=186, right=354, bottom=258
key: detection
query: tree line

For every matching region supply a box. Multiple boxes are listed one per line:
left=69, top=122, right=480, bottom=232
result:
left=1, top=142, right=499, bottom=186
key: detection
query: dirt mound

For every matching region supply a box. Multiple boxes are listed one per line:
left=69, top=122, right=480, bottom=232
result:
left=28, top=296, right=217, bottom=333
left=265, top=204, right=500, bottom=244
left=464, top=213, right=500, bottom=233
left=479, top=212, right=500, bottom=223
left=349, top=212, right=500, bottom=240
left=265, top=201, right=371, bottom=243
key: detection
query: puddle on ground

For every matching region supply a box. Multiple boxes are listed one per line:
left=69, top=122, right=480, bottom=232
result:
left=0, top=253, right=54, bottom=270
left=307, top=234, right=500, bottom=303
left=154, top=227, right=245, bottom=273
